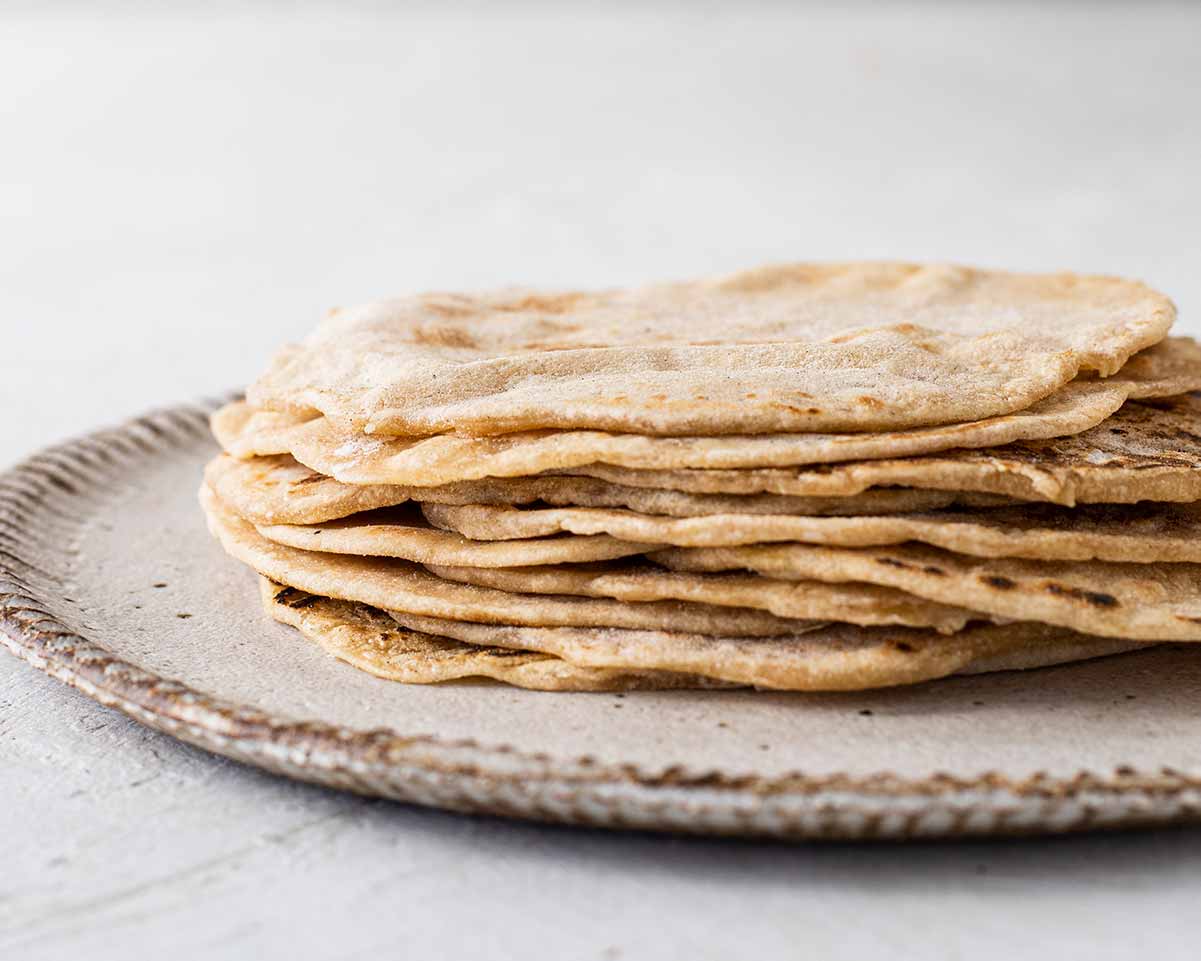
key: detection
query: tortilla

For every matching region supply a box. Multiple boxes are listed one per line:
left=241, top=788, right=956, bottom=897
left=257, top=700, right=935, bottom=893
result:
left=246, top=262, right=1174, bottom=436
left=205, top=452, right=1014, bottom=527
left=256, top=505, right=651, bottom=567
left=425, top=562, right=982, bottom=633
left=206, top=453, right=437, bottom=526
left=386, top=611, right=1150, bottom=691
left=210, top=384, right=1122, bottom=480
left=261, top=578, right=730, bottom=691
left=566, top=392, right=1201, bottom=506
left=202, top=486, right=819, bottom=636
left=653, top=542, right=1201, bottom=641
left=421, top=499, right=1201, bottom=562
left=213, top=338, right=1201, bottom=483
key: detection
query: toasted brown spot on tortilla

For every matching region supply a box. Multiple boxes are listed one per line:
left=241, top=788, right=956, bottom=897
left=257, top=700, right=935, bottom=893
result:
left=411, top=325, right=479, bottom=349
left=496, top=292, right=587, bottom=314
left=288, top=474, right=329, bottom=488
left=1044, top=583, right=1119, bottom=608
left=274, top=586, right=320, bottom=609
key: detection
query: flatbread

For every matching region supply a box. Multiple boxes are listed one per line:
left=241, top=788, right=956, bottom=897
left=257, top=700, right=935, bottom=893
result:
left=653, top=543, right=1201, bottom=641
left=213, top=338, right=1201, bottom=483
left=205, top=452, right=1013, bottom=526
left=386, top=610, right=1150, bottom=691
left=207, top=453, right=443, bottom=526
left=261, top=578, right=729, bottom=691
left=256, top=505, right=651, bottom=566
left=425, top=562, right=982, bottom=633
left=202, top=486, right=819, bottom=636
left=562, top=392, right=1201, bottom=506
left=421, top=500, right=1201, bottom=562
left=246, top=262, right=1174, bottom=436
left=210, top=384, right=1125, bottom=480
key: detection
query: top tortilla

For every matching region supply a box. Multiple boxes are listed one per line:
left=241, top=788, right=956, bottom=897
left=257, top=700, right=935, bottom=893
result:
left=246, top=262, right=1174, bottom=436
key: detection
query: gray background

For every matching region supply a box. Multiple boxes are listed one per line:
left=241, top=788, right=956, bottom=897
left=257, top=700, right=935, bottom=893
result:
left=3, top=2, right=1201, bottom=957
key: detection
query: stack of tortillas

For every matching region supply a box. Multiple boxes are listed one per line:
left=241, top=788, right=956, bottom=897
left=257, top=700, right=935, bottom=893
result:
left=201, top=262, right=1201, bottom=692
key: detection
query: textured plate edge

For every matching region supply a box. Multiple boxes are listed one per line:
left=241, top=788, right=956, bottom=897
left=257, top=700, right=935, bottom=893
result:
left=2, top=399, right=1200, bottom=841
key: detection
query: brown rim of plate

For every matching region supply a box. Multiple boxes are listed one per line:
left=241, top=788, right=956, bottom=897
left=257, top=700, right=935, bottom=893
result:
left=1, top=397, right=1199, bottom=841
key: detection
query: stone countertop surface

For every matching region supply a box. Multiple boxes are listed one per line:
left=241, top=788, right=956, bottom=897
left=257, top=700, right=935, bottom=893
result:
left=3, top=3, right=1201, bottom=957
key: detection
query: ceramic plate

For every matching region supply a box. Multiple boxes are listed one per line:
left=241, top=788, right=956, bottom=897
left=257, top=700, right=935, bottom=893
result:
left=3, top=401, right=1201, bottom=840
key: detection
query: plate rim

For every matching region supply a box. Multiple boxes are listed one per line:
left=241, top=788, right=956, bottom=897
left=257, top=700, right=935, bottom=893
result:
left=2, top=399, right=1201, bottom=841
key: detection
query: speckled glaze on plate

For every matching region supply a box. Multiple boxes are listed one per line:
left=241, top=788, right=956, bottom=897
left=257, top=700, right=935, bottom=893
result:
left=2, top=400, right=1201, bottom=840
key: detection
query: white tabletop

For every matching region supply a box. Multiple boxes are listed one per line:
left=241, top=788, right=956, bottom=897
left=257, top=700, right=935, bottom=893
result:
left=3, top=3, right=1201, bottom=957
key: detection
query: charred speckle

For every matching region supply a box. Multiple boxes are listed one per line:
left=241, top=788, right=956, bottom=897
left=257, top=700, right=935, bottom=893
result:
left=982, top=575, right=1017, bottom=590
left=894, top=642, right=916, bottom=653
left=274, top=587, right=319, bottom=609
left=876, top=557, right=912, bottom=570
left=922, top=565, right=946, bottom=576
left=1045, top=583, right=1119, bottom=607
left=486, top=649, right=528, bottom=658
left=152, top=582, right=168, bottom=589
left=858, top=709, right=874, bottom=716
left=1108, top=428, right=1127, bottom=435
left=176, top=613, right=192, bottom=619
